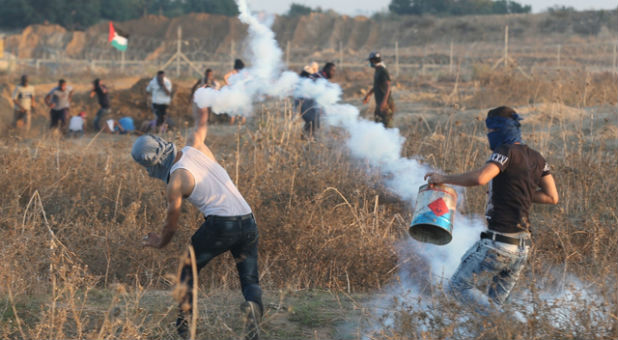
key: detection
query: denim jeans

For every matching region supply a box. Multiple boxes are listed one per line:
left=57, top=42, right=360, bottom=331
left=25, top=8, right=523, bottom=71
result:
left=93, top=107, right=110, bottom=131
left=178, top=214, right=262, bottom=316
left=449, top=238, right=529, bottom=315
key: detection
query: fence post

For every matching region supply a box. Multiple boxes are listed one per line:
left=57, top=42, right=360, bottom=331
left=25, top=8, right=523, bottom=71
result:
left=395, top=40, right=399, bottom=77
left=449, top=40, right=454, bottom=74
left=504, top=25, right=509, bottom=68
left=612, top=40, right=618, bottom=72
left=230, top=40, right=235, bottom=69
left=557, top=44, right=561, bottom=67
left=176, top=26, right=182, bottom=76
left=338, top=41, right=343, bottom=69
left=35, top=59, right=40, bottom=74
left=286, top=41, right=290, bottom=66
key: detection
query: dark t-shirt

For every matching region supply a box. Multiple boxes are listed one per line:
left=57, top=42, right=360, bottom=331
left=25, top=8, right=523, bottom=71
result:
left=373, top=65, right=392, bottom=106
left=95, top=85, right=110, bottom=109
left=485, top=144, right=551, bottom=233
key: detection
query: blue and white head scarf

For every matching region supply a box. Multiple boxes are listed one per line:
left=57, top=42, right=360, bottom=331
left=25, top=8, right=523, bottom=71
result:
left=131, top=135, right=177, bottom=182
left=485, top=113, right=524, bottom=151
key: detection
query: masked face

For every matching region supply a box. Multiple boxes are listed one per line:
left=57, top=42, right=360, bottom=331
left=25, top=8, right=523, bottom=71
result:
left=485, top=115, right=524, bottom=151
left=487, top=130, right=502, bottom=151
left=131, top=135, right=177, bottom=183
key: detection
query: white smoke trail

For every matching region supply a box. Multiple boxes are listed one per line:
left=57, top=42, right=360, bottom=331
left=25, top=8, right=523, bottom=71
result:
left=193, top=0, right=299, bottom=115
left=194, top=0, right=480, bottom=279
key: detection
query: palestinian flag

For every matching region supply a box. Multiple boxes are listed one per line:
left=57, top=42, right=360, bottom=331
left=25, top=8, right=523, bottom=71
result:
left=108, top=22, right=128, bottom=51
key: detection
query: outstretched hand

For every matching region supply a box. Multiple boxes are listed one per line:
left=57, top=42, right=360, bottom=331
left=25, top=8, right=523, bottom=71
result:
left=142, top=232, right=162, bottom=248
left=424, top=172, right=445, bottom=185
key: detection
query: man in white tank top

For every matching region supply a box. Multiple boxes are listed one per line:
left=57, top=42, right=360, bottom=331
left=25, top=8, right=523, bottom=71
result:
left=131, top=105, right=262, bottom=340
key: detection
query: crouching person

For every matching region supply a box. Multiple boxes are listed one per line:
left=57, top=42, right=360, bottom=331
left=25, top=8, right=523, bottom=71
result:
left=424, top=106, right=559, bottom=315
left=131, top=105, right=262, bottom=340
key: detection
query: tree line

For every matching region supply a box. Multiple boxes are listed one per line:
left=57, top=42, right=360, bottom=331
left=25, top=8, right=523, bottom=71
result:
left=388, top=0, right=531, bottom=16
left=0, top=0, right=533, bottom=31
left=0, top=0, right=239, bottom=30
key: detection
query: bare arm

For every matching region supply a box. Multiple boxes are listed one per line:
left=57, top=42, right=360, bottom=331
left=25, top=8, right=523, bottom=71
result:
left=187, top=104, right=209, bottom=147
left=44, top=93, right=53, bottom=108
left=142, top=170, right=194, bottom=249
left=425, top=162, right=501, bottom=187
left=363, top=88, right=374, bottom=104
left=533, top=174, right=559, bottom=204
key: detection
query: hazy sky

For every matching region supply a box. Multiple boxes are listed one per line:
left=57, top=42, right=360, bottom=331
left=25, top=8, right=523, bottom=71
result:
left=247, top=0, right=618, bottom=16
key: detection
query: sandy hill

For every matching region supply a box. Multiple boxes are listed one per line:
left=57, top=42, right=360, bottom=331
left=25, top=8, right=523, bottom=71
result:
left=3, top=10, right=617, bottom=60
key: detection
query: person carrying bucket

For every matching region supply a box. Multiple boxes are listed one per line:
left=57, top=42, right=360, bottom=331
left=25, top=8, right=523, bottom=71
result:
left=424, top=106, right=559, bottom=315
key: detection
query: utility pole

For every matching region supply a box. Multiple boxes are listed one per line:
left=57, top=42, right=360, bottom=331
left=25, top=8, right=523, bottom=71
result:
left=395, top=41, right=399, bottom=77
left=176, top=26, right=182, bottom=76
left=449, top=40, right=454, bottom=74
left=504, top=25, right=509, bottom=68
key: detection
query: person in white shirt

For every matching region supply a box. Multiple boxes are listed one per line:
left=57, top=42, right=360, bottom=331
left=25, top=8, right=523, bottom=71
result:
left=12, top=74, right=36, bottom=133
left=68, top=111, right=86, bottom=137
left=146, top=70, right=172, bottom=129
left=131, top=104, right=262, bottom=340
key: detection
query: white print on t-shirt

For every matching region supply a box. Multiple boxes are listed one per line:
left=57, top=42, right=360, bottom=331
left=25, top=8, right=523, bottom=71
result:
left=489, top=153, right=509, bottom=166
left=543, top=162, right=550, bottom=173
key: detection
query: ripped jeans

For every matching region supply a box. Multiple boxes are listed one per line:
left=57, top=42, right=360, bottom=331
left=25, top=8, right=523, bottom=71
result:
left=449, top=238, right=529, bottom=315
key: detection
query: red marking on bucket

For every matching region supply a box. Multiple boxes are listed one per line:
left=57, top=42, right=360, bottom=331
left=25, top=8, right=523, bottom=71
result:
left=428, top=198, right=448, bottom=216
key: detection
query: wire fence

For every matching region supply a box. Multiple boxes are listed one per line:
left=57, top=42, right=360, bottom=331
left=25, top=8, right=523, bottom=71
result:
left=2, top=25, right=618, bottom=80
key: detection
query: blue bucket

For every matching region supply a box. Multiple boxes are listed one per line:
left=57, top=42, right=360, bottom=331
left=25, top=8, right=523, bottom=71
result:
left=409, top=184, right=458, bottom=245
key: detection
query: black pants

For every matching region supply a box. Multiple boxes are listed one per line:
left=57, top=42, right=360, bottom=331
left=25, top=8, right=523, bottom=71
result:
left=179, top=214, right=262, bottom=315
left=50, top=108, right=68, bottom=128
left=299, top=99, right=320, bottom=138
left=152, top=104, right=168, bottom=127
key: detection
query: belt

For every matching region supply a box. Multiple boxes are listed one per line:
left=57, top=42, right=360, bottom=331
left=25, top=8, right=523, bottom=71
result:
left=205, top=213, right=254, bottom=222
left=481, top=231, right=531, bottom=247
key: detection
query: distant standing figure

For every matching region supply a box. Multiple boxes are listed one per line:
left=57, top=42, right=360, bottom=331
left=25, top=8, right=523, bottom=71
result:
left=90, top=79, right=111, bottom=131
left=363, top=52, right=395, bottom=128
left=311, top=62, right=336, bottom=81
left=223, top=59, right=248, bottom=125
left=12, top=74, right=36, bottom=133
left=299, top=62, right=318, bottom=78
left=68, top=111, right=86, bottom=137
left=191, top=68, right=220, bottom=97
left=224, top=59, right=245, bottom=85
left=146, top=70, right=173, bottom=129
left=45, top=79, right=73, bottom=129
left=297, top=62, right=336, bottom=138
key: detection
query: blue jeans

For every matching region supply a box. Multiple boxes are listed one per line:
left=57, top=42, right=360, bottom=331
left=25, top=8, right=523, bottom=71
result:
left=178, top=214, right=262, bottom=316
left=93, top=107, right=110, bottom=131
left=449, top=238, right=529, bottom=315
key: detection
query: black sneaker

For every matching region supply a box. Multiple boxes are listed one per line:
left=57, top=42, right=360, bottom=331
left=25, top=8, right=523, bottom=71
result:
left=176, top=316, right=189, bottom=339
left=240, top=301, right=262, bottom=340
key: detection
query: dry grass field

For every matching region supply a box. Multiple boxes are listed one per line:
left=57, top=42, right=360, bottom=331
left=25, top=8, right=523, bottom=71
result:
left=0, top=66, right=617, bottom=339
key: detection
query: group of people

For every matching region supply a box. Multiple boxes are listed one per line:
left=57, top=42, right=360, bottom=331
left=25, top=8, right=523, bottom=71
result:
left=295, top=51, right=395, bottom=140
left=129, top=56, right=558, bottom=340
left=11, top=51, right=559, bottom=339
left=11, top=75, right=137, bottom=136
